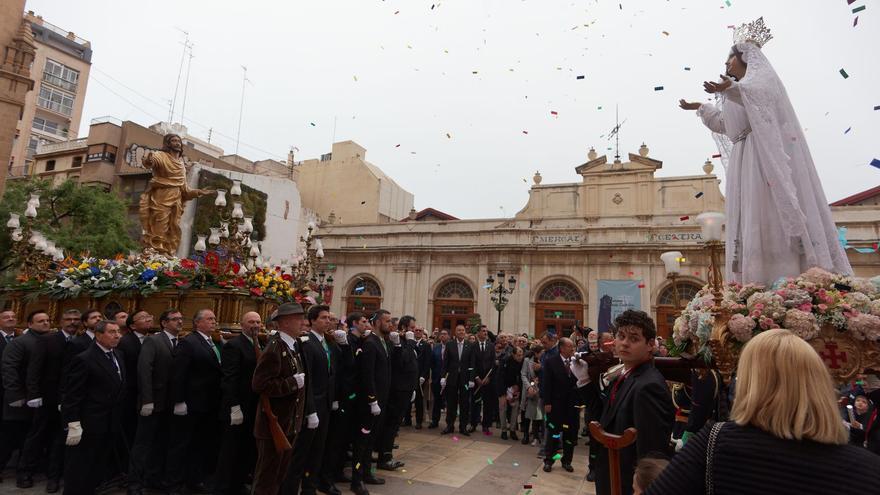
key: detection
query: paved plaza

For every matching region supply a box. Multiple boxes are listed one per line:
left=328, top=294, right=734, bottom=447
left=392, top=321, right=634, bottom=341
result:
left=0, top=428, right=595, bottom=495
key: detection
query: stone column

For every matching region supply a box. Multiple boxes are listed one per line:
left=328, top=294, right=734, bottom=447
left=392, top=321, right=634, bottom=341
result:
left=0, top=1, right=35, bottom=196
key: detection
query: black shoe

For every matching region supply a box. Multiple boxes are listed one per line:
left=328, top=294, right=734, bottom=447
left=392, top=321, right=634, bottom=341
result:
left=335, top=473, right=352, bottom=483
left=350, top=482, right=370, bottom=495
left=17, top=476, right=34, bottom=489
left=187, top=481, right=211, bottom=493
left=562, top=464, right=574, bottom=473
left=441, top=426, right=454, bottom=435
left=466, top=424, right=476, bottom=433
left=586, top=470, right=596, bottom=482
left=543, top=463, right=552, bottom=473
left=414, top=424, right=422, bottom=430
left=318, top=482, right=342, bottom=495
left=580, top=427, right=589, bottom=438
left=458, top=429, right=471, bottom=437
left=362, top=474, right=385, bottom=485
left=46, top=479, right=61, bottom=493
left=521, top=434, right=529, bottom=445
left=510, top=431, right=519, bottom=441
left=401, top=420, right=412, bottom=427
left=427, top=423, right=438, bottom=429
left=378, top=460, right=404, bottom=471
left=500, top=431, right=508, bottom=440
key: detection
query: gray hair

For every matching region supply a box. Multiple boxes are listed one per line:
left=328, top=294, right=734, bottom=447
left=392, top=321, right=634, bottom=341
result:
left=62, top=309, right=82, bottom=317
left=94, top=320, right=118, bottom=334
left=193, top=308, right=213, bottom=323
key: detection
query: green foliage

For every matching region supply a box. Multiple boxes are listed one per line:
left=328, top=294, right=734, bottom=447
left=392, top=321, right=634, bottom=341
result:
left=0, top=179, right=137, bottom=273
left=191, top=169, right=267, bottom=249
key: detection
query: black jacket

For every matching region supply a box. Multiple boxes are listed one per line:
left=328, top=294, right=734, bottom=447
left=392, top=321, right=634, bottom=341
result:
left=646, top=422, right=880, bottom=495
left=137, top=331, right=176, bottom=412
left=35, top=330, right=71, bottom=407
left=171, top=332, right=222, bottom=414
left=441, top=339, right=476, bottom=386
left=116, top=332, right=143, bottom=406
left=540, top=354, right=581, bottom=425
left=391, top=340, right=419, bottom=393
left=60, top=332, right=94, bottom=401
left=219, top=334, right=259, bottom=420
left=358, top=333, right=392, bottom=406
left=416, top=340, right=431, bottom=381
left=1, top=330, right=44, bottom=421
left=336, top=332, right=362, bottom=403
left=596, top=361, right=674, bottom=495
left=473, top=339, right=495, bottom=382
left=62, top=343, right=126, bottom=434
left=301, top=332, right=337, bottom=416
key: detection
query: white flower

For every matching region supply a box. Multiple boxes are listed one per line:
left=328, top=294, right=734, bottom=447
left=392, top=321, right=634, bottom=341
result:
left=59, top=278, right=75, bottom=289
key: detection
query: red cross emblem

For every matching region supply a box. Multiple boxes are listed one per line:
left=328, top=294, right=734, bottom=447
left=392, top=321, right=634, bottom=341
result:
left=819, top=342, right=847, bottom=370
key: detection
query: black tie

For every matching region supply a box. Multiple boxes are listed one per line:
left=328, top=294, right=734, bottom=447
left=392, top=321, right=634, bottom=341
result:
left=171, top=337, right=177, bottom=348
left=4, top=334, right=12, bottom=343
left=106, top=351, right=121, bottom=378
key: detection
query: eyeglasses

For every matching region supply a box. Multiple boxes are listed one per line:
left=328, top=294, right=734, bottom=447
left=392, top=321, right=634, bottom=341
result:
left=168, top=317, right=184, bottom=321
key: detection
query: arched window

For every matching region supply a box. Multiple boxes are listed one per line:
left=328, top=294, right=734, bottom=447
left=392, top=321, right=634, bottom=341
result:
left=537, top=281, right=583, bottom=302
left=350, top=278, right=381, bottom=297
left=346, top=276, right=382, bottom=315
left=658, top=283, right=702, bottom=306
left=436, top=279, right=474, bottom=300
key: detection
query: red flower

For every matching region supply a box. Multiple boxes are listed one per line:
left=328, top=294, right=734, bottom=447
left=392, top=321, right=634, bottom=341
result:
left=250, top=287, right=263, bottom=297
left=174, top=279, right=190, bottom=287
left=233, top=277, right=246, bottom=288
left=218, top=281, right=228, bottom=287
left=229, top=262, right=241, bottom=275
left=282, top=274, right=293, bottom=281
left=180, top=259, right=198, bottom=270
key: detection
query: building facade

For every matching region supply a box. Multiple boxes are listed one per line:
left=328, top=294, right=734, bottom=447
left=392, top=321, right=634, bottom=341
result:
left=0, top=0, right=35, bottom=196
left=9, top=11, right=91, bottom=179
left=319, top=146, right=880, bottom=338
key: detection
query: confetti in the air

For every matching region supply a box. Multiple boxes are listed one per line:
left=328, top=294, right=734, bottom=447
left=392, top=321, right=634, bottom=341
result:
left=522, top=130, right=529, bottom=134
left=874, top=105, right=879, bottom=111
left=310, top=123, right=316, bottom=127
left=576, top=75, right=585, bottom=79
left=711, top=154, right=722, bottom=158
left=680, top=215, right=690, bottom=221
left=550, top=110, right=558, bottom=117
left=684, top=67, right=691, bottom=71
left=845, top=127, right=852, bottom=134
left=852, top=5, right=865, bottom=13
left=871, top=159, right=880, bottom=169
left=840, top=68, right=850, bottom=79
left=654, top=86, right=664, bottom=91
left=695, top=192, right=704, bottom=198
left=553, top=453, right=563, bottom=460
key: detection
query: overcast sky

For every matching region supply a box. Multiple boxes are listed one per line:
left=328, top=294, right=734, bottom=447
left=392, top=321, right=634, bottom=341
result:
left=26, top=0, right=879, bottom=218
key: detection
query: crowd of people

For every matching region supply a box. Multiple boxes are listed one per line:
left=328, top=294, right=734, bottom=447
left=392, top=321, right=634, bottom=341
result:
left=2, top=304, right=880, bottom=495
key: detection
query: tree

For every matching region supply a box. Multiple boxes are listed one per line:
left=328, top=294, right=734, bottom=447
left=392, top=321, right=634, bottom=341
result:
left=0, top=179, right=137, bottom=274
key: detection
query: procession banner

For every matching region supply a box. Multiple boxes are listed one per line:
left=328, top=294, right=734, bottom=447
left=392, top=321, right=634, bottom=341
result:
left=596, top=280, right=641, bottom=333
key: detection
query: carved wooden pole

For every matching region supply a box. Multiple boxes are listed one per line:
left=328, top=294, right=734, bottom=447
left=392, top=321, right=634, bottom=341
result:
left=589, top=421, right=637, bottom=495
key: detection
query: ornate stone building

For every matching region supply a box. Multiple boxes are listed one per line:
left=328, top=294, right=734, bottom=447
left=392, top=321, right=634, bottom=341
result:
left=320, top=146, right=880, bottom=338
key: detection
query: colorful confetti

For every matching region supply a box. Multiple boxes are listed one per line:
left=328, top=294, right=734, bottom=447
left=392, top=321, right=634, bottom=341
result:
left=576, top=75, right=585, bottom=79
left=487, top=458, right=493, bottom=465
left=684, top=67, right=691, bottom=71
left=874, top=105, right=879, bottom=111
left=310, top=122, right=316, bottom=127
left=845, top=127, right=852, bottom=134
left=550, top=110, right=558, bottom=117
left=711, top=153, right=722, bottom=158
left=680, top=215, right=690, bottom=221
left=452, top=435, right=459, bottom=441
left=654, top=86, right=664, bottom=91
left=854, top=16, right=859, bottom=27
left=871, top=159, right=880, bottom=169
left=852, top=5, right=865, bottom=13
left=522, top=130, right=529, bottom=134
left=695, top=192, right=704, bottom=198
left=840, top=68, right=850, bottom=79
left=552, top=453, right=563, bottom=460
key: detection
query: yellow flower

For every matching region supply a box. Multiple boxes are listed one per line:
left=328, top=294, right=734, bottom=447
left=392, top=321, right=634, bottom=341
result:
left=98, top=259, right=109, bottom=267
left=66, top=267, right=75, bottom=274
left=78, top=262, right=90, bottom=270
left=150, top=262, right=161, bottom=270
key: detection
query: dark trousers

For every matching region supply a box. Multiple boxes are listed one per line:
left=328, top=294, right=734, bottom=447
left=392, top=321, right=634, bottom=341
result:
left=544, top=413, right=579, bottom=466
left=470, top=385, right=497, bottom=429
left=165, top=412, right=219, bottom=490
left=322, top=400, right=353, bottom=483
left=120, top=396, right=138, bottom=465
left=21, top=405, right=63, bottom=478
left=444, top=381, right=470, bottom=431
left=63, top=429, right=115, bottom=494
left=127, top=411, right=170, bottom=489
left=0, top=419, right=29, bottom=473
left=213, top=414, right=256, bottom=495
left=430, top=381, right=443, bottom=425
left=351, top=403, right=384, bottom=484
left=378, top=390, right=410, bottom=460
left=405, top=383, right=425, bottom=425
left=283, top=410, right=329, bottom=494
left=253, top=438, right=293, bottom=495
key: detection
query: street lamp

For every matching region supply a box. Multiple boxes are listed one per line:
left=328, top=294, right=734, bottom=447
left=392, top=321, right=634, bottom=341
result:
left=486, top=270, right=517, bottom=334
left=660, top=251, right=685, bottom=311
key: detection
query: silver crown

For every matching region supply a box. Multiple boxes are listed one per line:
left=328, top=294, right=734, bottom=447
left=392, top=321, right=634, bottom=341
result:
left=732, top=17, right=773, bottom=48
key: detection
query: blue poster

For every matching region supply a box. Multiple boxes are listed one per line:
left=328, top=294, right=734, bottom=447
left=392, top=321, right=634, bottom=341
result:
left=596, top=280, right=642, bottom=333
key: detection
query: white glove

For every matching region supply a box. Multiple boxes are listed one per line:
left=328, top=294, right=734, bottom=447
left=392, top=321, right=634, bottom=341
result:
left=294, top=373, right=305, bottom=389
left=364, top=329, right=372, bottom=336
left=230, top=405, right=244, bottom=425
left=140, top=403, right=154, bottom=417
left=506, top=387, right=515, bottom=400
left=306, top=412, right=319, bottom=429
left=26, top=397, right=43, bottom=408
left=468, top=381, right=475, bottom=390
left=369, top=401, right=381, bottom=416
left=65, top=421, right=83, bottom=446
left=569, top=357, right=590, bottom=386
left=389, top=331, right=401, bottom=346
left=411, top=391, right=416, bottom=403
left=332, top=330, right=348, bottom=345
left=419, top=377, right=426, bottom=386
left=405, top=331, right=415, bottom=341
left=332, top=401, right=339, bottom=411
left=9, top=399, right=24, bottom=407
left=173, top=402, right=188, bottom=416
left=440, top=377, right=447, bottom=387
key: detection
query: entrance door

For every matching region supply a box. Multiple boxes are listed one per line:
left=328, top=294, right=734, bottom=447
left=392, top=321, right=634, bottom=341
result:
left=345, top=277, right=382, bottom=316
left=534, top=280, right=584, bottom=339
left=655, top=282, right=702, bottom=340
left=655, top=306, right=680, bottom=340
left=432, top=300, right=475, bottom=331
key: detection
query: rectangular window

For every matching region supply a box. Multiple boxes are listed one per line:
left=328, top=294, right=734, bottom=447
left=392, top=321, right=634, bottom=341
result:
left=32, top=116, right=63, bottom=136
left=45, top=159, right=56, bottom=172
left=38, top=86, right=75, bottom=116
left=43, top=59, right=79, bottom=92
left=71, top=156, right=82, bottom=168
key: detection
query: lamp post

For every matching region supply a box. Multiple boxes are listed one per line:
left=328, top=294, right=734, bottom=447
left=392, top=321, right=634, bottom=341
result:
left=486, top=270, right=517, bottom=335
left=660, top=251, right=685, bottom=311
left=198, top=181, right=258, bottom=267
left=6, top=192, right=63, bottom=280
left=696, top=212, right=726, bottom=308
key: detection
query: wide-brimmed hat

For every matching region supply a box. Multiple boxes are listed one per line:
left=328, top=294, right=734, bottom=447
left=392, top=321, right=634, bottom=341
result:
left=271, top=303, right=305, bottom=321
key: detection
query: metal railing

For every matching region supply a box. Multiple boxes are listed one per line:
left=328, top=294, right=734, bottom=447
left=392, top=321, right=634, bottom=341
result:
left=42, top=71, right=78, bottom=93
left=36, top=138, right=87, bottom=155
left=37, top=97, right=73, bottom=117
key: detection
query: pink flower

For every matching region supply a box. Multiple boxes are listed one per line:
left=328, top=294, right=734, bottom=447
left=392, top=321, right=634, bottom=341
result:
left=783, top=309, right=819, bottom=340
left=817, top=304, right=828, bottom=312
left=847, top=313, right=880, bottom=341
left=798, top=302, right=813, bottom=312
left=728, top=314, right=756, bottom=343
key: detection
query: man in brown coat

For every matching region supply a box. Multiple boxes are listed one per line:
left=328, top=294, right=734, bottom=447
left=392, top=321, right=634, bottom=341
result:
left=251, top=303, right=308, bottom=494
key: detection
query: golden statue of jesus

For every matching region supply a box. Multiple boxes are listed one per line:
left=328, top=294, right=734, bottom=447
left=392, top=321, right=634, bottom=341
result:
left=139, top=134, right=213, bottom=256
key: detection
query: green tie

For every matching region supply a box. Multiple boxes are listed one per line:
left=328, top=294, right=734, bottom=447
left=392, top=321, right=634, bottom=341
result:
left=321, top=338, right=331, bottom=371
left=212, top=342, right=221, bottom=363
left=380, top=337, right=388, bottom=355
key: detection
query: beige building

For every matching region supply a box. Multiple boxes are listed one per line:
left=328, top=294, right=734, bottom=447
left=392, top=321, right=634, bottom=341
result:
left=296, top=140, right=414, bottom=225
left=9, top=11, right=91, bottom=180
left=319, top=146, right=880, bottom=338
left=0, top=0, right=36, bottom=196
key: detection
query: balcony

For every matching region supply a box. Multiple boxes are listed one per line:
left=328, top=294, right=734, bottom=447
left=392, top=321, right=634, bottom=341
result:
left=42, top=71, right=78, bottom=93
left=36, top=138, right=87, bottom=155
left=37, top=97, right=73, bottom=117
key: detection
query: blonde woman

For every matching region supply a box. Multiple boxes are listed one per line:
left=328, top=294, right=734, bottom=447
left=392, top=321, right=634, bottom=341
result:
left=647, top=329, right=880, bottom=494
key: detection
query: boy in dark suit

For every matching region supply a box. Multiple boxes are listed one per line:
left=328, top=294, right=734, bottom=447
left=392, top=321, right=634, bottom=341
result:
left=594, top=310, right=673, bottom=495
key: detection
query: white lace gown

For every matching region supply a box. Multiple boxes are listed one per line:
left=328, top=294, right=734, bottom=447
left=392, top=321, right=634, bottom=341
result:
left=696, top=83, right=852, bottom=287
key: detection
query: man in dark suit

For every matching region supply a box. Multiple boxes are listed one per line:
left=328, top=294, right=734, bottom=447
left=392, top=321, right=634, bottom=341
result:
left=1, top=310, right=51, bottom=488
left=213, top=311, right=261, bottom=495
left=322, top=311, right=367, bottom=486
left=541, top=337, right=581, bottom=473
left=62, top=319, right=126, bottom=494
left=284, top=304, right=337, bottom=495
left=378, top=316, right=418, bottom=470
left=595, top=310, right=674, bottom=495
left=350, top=309, right=393, bottom=495
left=165, top=309, right=223, bottom=494
left=117, top=311, right=152, bottom=458
left=409, top=326, right=431, bottom=430
left=0, top=309, right=18, bottom=478
left=471, top=326, right=497, bottom=434
left=127, top=309, right=181, bottom=495
left=441, top=324, right=476, bottom=436
left=251, top=303, right=308, bottom=495
left=428, top=329, right=449, bottom=429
